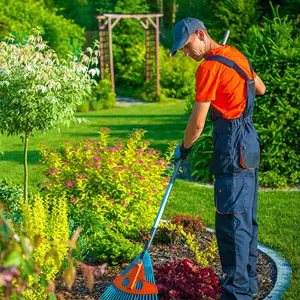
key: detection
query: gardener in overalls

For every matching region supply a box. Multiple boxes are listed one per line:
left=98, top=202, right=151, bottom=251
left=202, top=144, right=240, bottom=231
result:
left=171, top=18, right=266, bottom=299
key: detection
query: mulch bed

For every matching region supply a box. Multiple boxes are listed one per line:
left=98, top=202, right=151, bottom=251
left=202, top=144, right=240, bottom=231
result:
left=55, top=231, right=275, bottom=300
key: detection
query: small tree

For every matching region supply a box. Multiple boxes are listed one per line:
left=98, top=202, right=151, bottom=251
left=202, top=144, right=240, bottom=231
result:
left=0, top=33, right=100, bottom=201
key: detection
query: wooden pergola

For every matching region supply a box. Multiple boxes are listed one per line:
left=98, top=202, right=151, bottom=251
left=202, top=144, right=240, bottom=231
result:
left=96, top=13, right=163, bottom=96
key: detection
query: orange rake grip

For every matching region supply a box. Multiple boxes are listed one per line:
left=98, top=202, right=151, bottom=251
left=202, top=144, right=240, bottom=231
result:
left=113, top=262, right=158, bottom=295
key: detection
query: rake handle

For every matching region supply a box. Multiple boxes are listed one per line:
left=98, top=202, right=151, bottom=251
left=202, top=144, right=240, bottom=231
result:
left=143, top=159, right=182, bottom=253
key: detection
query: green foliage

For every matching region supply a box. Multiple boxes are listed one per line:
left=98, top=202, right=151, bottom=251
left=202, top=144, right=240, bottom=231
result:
left=91, top=79, right=116, bottom=109
left=38, top=128, right=173, bottom=264
left=20, top=194, right=69, bottom=298
left=0, top=141, right=4, bottom=159
left=0, top=33, right=99, bottom=200
left=112, top=0, right=150, bottom=90
left=242, top=3, right=300, bottom=187
left=0, top=0, right=85, bottom=57
left=76, top=100, right=90, bottom=112
left=89, top=228, right=142, bottom=265
left=187, top=4, right=300, bottom=188
left=211, top=0, right=261, bottom=43
left=160, top=47, right=198, bottom=100
left=0, top=179, right=23, bottom=224
left=159, top=217, right=218, bottom=267
left=169, top=0, right=261, bottom=45
left=189, top=121, right=214, bottom=183
left=0, top=34, right=99, bottom=136
left=0, top=205, right=56, bottom=299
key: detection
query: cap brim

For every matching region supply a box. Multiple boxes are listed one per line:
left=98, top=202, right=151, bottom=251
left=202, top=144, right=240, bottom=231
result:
left=169, top=35, right=189, bottom=57
left=169, top=50, right=177, bottom=57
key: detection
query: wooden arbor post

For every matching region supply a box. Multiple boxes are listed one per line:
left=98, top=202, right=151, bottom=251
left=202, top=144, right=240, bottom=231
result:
left=96, top=13, right=163, bottom=96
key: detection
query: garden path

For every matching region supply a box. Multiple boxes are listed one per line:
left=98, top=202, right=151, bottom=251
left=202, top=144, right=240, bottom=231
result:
left=116, top=96, right=148, bottom=107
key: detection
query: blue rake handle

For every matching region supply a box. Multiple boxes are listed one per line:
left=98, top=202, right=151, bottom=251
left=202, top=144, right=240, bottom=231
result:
left=142, top=159, right=182, bottom=256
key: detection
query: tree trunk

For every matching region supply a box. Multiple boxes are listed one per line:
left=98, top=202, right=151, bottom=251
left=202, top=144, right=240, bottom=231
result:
left=24, top=131, right=29, bottom=202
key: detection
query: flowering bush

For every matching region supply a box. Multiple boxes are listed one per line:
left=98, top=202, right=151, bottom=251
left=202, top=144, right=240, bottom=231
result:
left=38, top=128, right=173, bottom=264
left=154, top=258, right=222, bottom=300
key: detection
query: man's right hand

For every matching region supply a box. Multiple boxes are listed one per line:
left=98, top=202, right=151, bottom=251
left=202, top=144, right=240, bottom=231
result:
left=174, top=141, right=193, bottom=162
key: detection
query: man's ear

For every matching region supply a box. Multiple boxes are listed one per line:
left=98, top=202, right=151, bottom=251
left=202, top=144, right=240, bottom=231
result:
left=196, top=30, right=205, bottom=41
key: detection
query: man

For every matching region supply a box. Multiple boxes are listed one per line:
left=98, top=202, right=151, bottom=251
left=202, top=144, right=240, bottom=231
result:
left=171, top=18, right=266, bottom=300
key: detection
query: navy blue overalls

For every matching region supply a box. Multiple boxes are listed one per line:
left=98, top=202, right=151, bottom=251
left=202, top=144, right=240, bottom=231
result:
left=205, top=55, right=260, bottom=299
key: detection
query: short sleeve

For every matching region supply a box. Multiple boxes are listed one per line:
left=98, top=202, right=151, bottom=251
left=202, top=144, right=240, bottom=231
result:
left=195, top=67, right=218, bottom=102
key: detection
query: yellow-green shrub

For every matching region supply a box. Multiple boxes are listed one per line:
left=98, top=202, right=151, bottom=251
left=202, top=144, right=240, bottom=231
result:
left=21, top=194, right=69, bottom=299
left=160, top=222, right=218, bottom=267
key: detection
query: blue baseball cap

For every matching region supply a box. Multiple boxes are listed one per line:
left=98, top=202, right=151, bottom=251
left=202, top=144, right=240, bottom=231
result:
left=169, top=18, right=207, bottom=57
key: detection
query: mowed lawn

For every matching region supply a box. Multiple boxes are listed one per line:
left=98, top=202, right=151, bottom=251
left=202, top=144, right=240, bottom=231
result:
left=0, top=100, right=299, bottom=299
left=0, top=100, right=188, bottom=193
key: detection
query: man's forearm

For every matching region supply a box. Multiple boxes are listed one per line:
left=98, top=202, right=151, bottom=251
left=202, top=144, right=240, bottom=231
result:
left=183, top=119, right=204, bottom=149
left=182, top=101, right=211, bottom=149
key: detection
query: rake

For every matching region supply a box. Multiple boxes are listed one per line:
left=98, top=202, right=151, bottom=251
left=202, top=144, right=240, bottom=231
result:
left=100, top=160, right=182, bottom=300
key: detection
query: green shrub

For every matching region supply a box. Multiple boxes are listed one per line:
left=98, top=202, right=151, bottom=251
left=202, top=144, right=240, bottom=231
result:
left=76, top=100, right=90, bottom=112
left=38, top=128, right=173, bottom=264
left=187, top=4, right=300, bottom=188
left=242, top=4, right=300, bottom=187
left=0, top=179, right=23, bottom=224
left=0, top=0, right=85, bottom=57
left=160, top=47, right=198, bottom=100
left=92, top=79, right=116, bottom=109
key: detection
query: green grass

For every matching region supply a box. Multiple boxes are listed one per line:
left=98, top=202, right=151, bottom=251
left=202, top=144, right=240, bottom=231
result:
left=0, top=101, right=188, bottom=194
left=168, top=180, right=300, bottom=300
left=1, top=100, right=299, bottom=298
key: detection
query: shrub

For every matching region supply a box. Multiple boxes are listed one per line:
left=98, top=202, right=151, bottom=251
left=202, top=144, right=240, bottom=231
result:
left=187, top=4, right=300, bottom=188
left=0, top=205, right=52, bottom=299
left=242, top=4, right=300, bottom=187
left=154, top=258, right=222, bottom=300
left=20, top=194, right=69, bottom=299
left=76, top=100, right=90, bottom=112
left=0, top=179, right=23, bottom=224
left=38, top=128, right=173, bottom=264
left=159, top=221, right=218, bottom=268
left=0, top=0, right=85, bottom=58
left=171, top=214, right=204, bottom=234
left=160, top=47, right=198, bottom=101
left=91, top=78, right=116, bottom=110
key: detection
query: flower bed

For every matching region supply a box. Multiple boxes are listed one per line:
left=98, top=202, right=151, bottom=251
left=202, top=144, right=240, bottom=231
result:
left=55, top=231, right=274, bottom=299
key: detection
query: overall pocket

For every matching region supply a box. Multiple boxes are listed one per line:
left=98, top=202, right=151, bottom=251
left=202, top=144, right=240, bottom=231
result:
left=214, top=176, right=247, bottom=214
left=239, top=133, right=260, bottom=169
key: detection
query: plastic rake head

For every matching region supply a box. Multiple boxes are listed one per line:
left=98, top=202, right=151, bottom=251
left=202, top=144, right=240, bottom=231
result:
left=100, top=250, right=158, bottom=300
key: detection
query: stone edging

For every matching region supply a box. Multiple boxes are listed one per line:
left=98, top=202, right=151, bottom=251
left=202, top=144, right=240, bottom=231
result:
left=206, top=228, right=292, bottom=299
left=258, top=242, right=292, bottom=300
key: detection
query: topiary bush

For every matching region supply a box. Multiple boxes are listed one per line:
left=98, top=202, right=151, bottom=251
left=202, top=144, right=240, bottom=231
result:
left=38, top=128, right=173, bottom=264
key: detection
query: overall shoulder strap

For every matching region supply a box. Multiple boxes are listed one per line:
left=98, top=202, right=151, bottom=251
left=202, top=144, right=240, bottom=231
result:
left=205, top=55, right=252, bottom=81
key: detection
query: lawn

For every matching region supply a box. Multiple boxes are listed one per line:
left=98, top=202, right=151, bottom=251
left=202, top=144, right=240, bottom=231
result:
left=0, top=100, right=299, bottom=299
left=0, top=101, right=188, bottom=194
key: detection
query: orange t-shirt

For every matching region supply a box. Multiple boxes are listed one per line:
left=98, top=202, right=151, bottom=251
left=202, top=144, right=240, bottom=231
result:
left=195, top=45, right=256, bottom=119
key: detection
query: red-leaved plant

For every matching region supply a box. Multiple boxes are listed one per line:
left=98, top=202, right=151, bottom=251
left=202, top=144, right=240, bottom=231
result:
left=154, top=258, right=222, bottom=300
left=171, top=214, right=205, bottom=234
